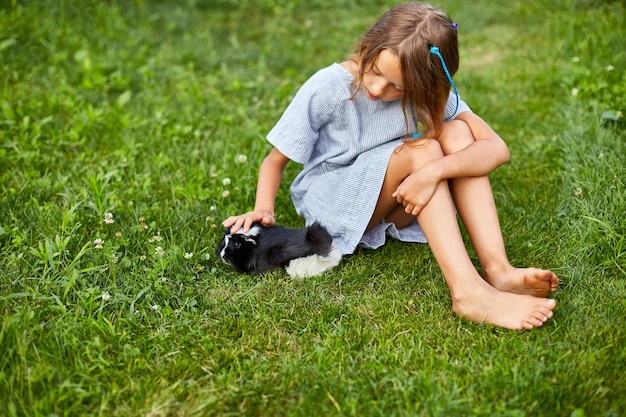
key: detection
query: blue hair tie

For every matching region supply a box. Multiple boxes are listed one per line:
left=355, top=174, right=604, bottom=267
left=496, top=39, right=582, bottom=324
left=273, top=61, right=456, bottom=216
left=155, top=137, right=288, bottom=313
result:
left=409, top=45, right=460, bottom=139
left=430, top=46, right=459, bottom=121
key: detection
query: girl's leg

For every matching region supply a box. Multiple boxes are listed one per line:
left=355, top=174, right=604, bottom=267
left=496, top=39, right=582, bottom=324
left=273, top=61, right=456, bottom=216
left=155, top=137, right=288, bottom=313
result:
left=437, top=121, right=559, bottom=296
left=371, top=138, right=556, bottom=330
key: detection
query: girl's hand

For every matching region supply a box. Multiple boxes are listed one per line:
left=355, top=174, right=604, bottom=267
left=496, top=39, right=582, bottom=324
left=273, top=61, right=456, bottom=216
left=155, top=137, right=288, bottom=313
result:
left=222, top=210, right=275, bottom=234
left=392, top=164, right=440, bottom=216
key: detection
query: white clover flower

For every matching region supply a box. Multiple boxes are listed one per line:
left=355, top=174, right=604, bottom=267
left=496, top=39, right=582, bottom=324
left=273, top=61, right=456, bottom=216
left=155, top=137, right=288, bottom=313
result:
left=104, top=212, right=114, bottom=224
left=151, top=304, right=159, bottom=310
left=210, top=205, right=217, bottom=211
left=222, top=190, right=230, bottom=198
left=236, top=154, right=247, bottom=163
left=153, top=234, right=163, bottom=242
left=205, top=253, right=211, bottom=261
left=574, top=187, right=583, bottom=196
left=571, top=88, right=579, bottom=97
left=110, top=253, right=119, bottom=263
left=222, top=178, right=231, bottom=186
left=606, top=65, right=614, bottom=71
left=94, top=238, right=104, bottom=249
left=140, top=255, right=147, bottom=261
left=101, top=293, right=111, bottom=301
left=184, top=252, right=193, bottom=259
left=155, top=246, right=164, bottom=256
left=572, top=56, right=580, bottom=63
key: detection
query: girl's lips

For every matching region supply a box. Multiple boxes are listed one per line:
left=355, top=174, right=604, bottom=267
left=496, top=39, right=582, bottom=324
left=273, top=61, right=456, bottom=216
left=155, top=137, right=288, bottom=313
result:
left=366, top=89, right=379, bottom=100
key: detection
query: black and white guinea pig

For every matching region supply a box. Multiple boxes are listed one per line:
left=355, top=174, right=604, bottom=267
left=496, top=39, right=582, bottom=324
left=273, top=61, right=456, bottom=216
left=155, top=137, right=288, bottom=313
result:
left=216, top=221, right=342, bottom=278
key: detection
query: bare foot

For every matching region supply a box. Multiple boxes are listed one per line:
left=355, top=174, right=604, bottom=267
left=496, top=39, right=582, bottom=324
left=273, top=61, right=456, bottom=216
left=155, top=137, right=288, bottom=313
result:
left=485, top=266, right=559, bottom=297
left=452, top=280, right=557, bottom=330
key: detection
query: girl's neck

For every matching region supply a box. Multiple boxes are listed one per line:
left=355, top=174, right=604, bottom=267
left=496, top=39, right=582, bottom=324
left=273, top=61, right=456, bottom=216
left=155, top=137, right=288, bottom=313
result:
left=340, top=60, right=358, bottom=78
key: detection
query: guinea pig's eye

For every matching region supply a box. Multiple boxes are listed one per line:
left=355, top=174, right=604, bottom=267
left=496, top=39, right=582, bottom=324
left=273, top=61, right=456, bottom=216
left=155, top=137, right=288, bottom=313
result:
left=234, top=242, right=241, bottom=249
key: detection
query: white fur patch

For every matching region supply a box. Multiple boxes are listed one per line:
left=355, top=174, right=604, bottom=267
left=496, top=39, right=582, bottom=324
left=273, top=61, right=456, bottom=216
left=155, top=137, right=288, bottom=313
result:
left=284, top=244, right=342, bottom=278
left=237, top=225, right=262, bottom=237
left=219, top=234, right=230, bottom=261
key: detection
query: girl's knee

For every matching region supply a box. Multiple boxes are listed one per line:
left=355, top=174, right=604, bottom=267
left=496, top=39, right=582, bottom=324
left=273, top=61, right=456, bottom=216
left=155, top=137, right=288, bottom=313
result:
left=403, top=137, right=444, bottom=157
left=439, top=120, right=474, bottom=154
left=404, top=138, right=444, bottom=163
left=389, top=138, right=443, bottom=175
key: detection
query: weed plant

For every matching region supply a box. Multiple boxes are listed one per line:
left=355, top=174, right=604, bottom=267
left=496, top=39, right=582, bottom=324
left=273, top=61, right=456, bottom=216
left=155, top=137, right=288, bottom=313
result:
left=1, top=0, right=625, bottom=416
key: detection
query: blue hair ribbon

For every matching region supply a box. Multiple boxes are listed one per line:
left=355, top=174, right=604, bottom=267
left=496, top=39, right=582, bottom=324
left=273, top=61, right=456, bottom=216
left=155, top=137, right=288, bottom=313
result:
left=411, top=42, right=459, bottom=139
left=410, top=45, right=460, bottom=139
left=430, top=46, right=459, bottom=120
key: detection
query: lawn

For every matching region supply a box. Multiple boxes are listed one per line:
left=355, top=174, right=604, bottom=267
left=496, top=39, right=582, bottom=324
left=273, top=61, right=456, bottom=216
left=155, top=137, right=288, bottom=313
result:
left=1, top=0, right=625, bottom=416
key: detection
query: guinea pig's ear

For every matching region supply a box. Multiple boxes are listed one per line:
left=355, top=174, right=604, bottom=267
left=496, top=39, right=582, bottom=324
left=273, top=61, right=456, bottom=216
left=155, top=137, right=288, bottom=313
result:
left=244, top=236, right=258, bottom=245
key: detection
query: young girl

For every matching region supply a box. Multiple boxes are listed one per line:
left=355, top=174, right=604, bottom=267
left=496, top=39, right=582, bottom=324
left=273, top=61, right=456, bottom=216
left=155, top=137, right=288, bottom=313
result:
left=222, top=2, right=559, bottom=330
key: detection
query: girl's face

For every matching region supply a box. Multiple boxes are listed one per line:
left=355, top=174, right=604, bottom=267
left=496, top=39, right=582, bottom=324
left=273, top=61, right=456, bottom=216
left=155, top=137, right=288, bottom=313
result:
left=362, top=49, right=404, bottom=102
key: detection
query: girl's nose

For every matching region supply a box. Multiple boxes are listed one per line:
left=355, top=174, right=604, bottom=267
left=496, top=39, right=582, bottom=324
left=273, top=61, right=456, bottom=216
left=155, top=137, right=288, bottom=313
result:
left=370, top=81, right=387, bottom=97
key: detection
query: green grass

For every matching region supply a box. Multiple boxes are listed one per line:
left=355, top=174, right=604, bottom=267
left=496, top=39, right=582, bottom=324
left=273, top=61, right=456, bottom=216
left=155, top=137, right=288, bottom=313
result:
left=1, top=0, right=625, bottom=415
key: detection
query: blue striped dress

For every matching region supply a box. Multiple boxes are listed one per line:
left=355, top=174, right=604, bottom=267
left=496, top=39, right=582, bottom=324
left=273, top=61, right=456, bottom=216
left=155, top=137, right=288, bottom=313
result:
left=267, top=63, right=471, bottom=255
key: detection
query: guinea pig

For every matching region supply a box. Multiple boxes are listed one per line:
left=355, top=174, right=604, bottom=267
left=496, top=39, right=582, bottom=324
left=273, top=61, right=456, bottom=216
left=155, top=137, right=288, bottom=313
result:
left=216, top=221, right=341, bottom=278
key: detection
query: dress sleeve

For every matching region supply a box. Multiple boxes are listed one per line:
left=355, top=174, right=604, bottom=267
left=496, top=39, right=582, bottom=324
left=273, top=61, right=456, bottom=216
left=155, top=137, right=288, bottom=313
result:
left=266, top=68, right=342, bottom=164
left=444, top=89, right=472, bottom=120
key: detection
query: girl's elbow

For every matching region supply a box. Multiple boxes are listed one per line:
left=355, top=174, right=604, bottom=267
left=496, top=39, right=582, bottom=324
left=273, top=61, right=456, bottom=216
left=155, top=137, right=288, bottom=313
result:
left=499, top=142, right=510, bottom=165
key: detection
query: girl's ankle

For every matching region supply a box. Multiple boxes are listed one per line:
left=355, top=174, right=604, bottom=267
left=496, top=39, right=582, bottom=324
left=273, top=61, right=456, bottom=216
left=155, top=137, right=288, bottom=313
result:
left=482, top=261, right=513, bottom=283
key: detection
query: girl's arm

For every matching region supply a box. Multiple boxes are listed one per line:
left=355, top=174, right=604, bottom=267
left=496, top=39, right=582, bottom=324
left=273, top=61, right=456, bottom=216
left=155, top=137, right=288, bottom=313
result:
left=392, top=112, right=509, bottom=216
left=431, top=111, right=510, bottom=180
left=222, top=147, right=290, bottom=233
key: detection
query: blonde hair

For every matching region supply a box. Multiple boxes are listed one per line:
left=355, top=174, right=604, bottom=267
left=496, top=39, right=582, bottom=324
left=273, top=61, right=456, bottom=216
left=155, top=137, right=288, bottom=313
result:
left=350, top=2, right=458, bottom=139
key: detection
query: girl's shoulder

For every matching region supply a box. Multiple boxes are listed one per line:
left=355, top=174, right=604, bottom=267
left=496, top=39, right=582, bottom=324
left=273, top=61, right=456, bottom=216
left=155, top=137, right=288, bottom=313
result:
left=300, top=63, right=353, bottom=97
left=309, top=62, right=353, bottom=81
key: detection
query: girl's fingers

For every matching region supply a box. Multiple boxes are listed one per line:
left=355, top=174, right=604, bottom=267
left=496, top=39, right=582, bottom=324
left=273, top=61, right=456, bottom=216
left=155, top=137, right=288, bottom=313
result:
left=223, top=212, right=275, bottom=234
left=261, top=215, right=275, bottom=226
left=222, top=217, right=236, bottom=228
left=222, top=216, right=246, bottom=233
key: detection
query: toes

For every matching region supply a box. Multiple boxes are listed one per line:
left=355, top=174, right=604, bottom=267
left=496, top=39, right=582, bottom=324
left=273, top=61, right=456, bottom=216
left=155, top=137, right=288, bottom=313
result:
left=518, top=314, right=537, bottom=330
left=551, top=275, right=560, bottom=292
left=527, top=315, right=546, bottom=328
left=523, top=316, right=546, bottom=329
left=527, top=301, right=556, bottom=328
